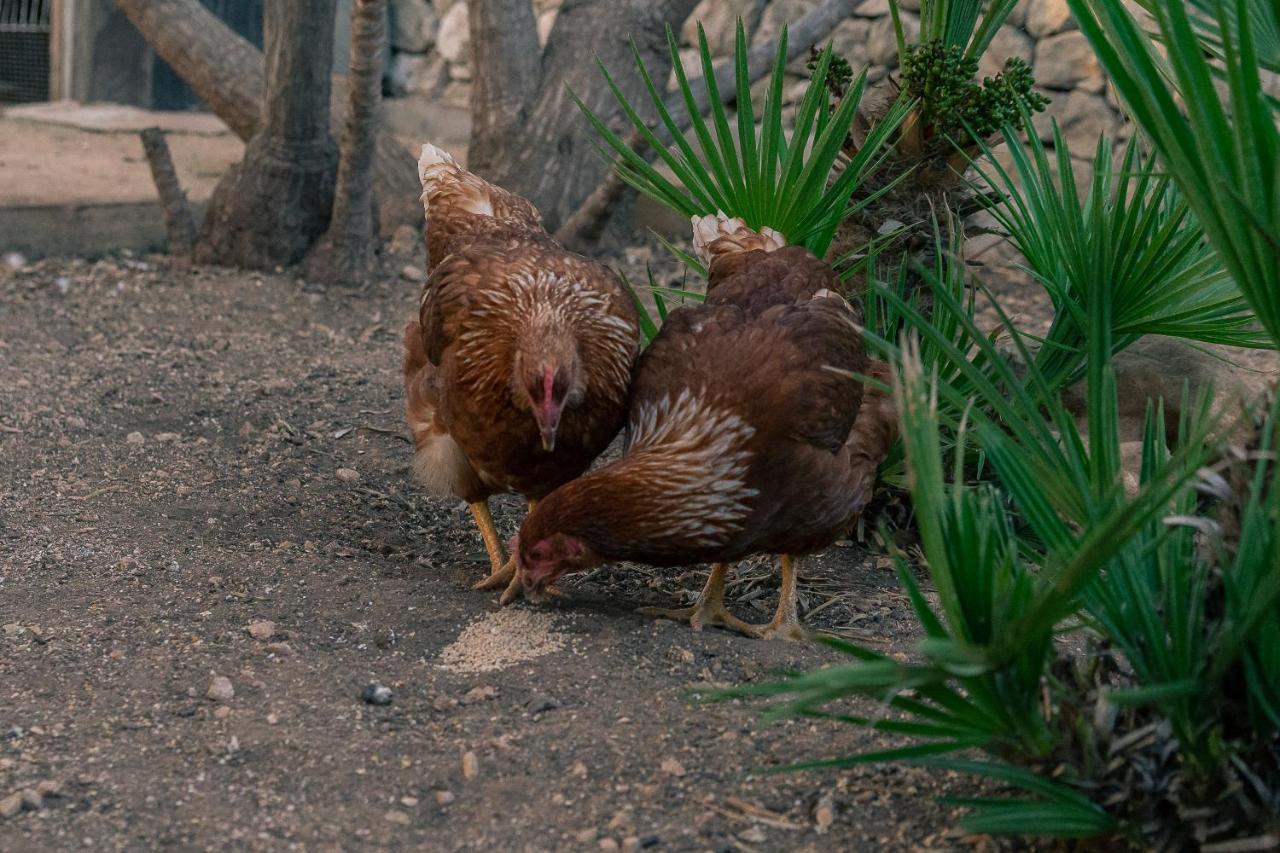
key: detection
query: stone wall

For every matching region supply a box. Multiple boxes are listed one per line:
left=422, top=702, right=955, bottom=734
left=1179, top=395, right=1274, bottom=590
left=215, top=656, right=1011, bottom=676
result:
left=386, top=0, right=1125, bottom=169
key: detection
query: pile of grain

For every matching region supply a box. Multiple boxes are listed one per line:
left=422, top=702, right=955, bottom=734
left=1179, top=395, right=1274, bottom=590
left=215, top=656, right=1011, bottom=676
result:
left=437, top=608, right=568, bottom=673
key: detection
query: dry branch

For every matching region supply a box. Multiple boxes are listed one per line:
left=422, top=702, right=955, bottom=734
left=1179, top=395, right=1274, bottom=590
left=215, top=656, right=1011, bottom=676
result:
left=139, top=127, right=198, bottom=256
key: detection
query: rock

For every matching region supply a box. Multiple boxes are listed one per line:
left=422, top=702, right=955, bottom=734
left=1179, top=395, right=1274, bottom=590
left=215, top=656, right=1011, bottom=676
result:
left=754, top=0, right=818, bottom=45
left=659, top=757, right=686, bottom=777
left=829, top=18, right=872, bottom=67
left=401, top=795, right=419, bottom=807
left=387, top=224, right=421, bottom=257
left=384, top=809, right=412, bottom=826
left=34, top=780, right=61, bottom=798
left=126, top=431, right=144, bottom=445
left=436, top=3, right=469, bottom=63
left=739, top=826, right=767, bottom=844
left=977, top=25, right=1034, bottom=80
left=813, top=792, right=836, bottom=833
left=1035, top=90, right=1119, bottom=154
left=266, top=713, right=280, bottom=725
left=462, top=685, right=498, bottom=704
left=0, top=792, right=22, bottom=819
left=666, top=646, right=695, bottom=665
left=362, top=683, right=393, bottom=706
left=621, top=837, right=641, bottom=853
left=335, top=467, right=361, bottom=483
left=265, top=642, right=294, bottom=656
left=246, top=621, right=275, bottom=641
left=206, top=675, right=235, bottom=703
left=1025, top=0, right=1075, bottom=37
left=570, top=761, right=588, bottom=778
left=154, top=432, right=181, bottom=443
left=213, top=705, right=231, bottom=720
left=599, top=839, right=620, bottom=852
left=447, top=60, right=471, bottom=82
left=853, top=0, right=890, bottom=15
left=400, top=264, right=425, bottom=282
left=390, top=0, right=437, bottom=52
left=525, top=694, right=561, bottom=713
left=867, top=12, right=920, bottom=67
left=2, top=623, right=21, bottom=637
left=461, top=750, right=479, bottom=779
left=1036, top=31, right=1103, bottom=92
left=682, top=0, right=766, bottom=55
left=20, top=789, right=42, bottom=811
left=434, top=789, right=455, bottom=806
left=4, top=252, right=27, bottom=271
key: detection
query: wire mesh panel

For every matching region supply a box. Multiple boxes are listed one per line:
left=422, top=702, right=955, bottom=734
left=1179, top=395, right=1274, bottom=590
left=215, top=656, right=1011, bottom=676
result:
left=0, top=0, right=51, bottom=104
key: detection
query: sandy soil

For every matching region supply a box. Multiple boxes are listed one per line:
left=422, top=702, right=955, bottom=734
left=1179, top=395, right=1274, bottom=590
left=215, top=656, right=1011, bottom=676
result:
left=0, top=251, right=980, bottom=852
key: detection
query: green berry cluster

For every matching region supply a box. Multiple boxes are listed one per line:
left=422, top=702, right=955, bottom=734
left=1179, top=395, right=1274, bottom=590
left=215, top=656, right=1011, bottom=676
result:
left=901, top=40, right=1050, bottom=144
left=806, top=46, right=855, bottom=100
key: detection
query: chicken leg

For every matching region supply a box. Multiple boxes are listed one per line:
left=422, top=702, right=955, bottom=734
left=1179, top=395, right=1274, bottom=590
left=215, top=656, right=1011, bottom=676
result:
left=640, top=556, right=809, bottom=641
left=472, top=498, right=546, bottom=605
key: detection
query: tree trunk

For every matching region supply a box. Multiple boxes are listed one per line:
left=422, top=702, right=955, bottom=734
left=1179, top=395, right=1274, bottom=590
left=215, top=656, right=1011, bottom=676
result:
left=304, top=0, right=388, bottom=285
left=115, top=0, right=419, bottom=238
left=195, top=1, right=339, bottom=269
left=465, top=0, right=700, bottom=233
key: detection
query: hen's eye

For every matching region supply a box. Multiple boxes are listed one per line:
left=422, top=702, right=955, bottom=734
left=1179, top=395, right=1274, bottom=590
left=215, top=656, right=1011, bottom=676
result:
left=530, top=546, right=548, bottom=561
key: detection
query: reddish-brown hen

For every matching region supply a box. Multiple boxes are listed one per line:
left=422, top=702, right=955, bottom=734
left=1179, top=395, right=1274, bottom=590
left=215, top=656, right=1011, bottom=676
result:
left=403, top=144, right=639, bottom=601
left=512, top=214, right=897, bottom=638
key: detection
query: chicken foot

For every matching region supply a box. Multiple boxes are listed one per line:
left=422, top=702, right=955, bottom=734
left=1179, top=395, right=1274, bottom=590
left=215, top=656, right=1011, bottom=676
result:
left=640, top=557, right=809, bottom=641
left=471, top=499, right=555, bottom=605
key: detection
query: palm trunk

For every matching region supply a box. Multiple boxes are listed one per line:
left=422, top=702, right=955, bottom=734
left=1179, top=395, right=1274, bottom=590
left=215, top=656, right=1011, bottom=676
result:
left=194, top=1, right=339, bottom=269
left=115, top=0, right=419, bottom=237
left=304, top=0, right=388, bottom=285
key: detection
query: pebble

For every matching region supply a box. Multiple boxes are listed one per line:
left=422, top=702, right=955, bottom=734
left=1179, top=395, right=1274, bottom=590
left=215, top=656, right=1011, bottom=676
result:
left=813, top=793, right=835, bottom=833
left=659, top=757, right=686, bottom=777
left=739, top=827, right=766, bottom=843
left=206, top=676, right=235, bottom=703
left=384, top=809, right=411, bottom=826
left=245, top=621, right=275, bottom=640
left=599, top=840, right=619, bottom=851
left=266, top=713, right=280, bottom=726
left=400, top=265, right=425, bottom=282
left=400, top=796, right=419, bottom=807
left=0, top=792, right=22, bottom=819
left=20, top=789, right=42, bottom=810
left=621, top=837, right=641, bottom=853
left=126, top=431, right=144, bottom=445
left=461, top=750, right=479, bottom=780
left=154, top=432, right=181, bottom=443
left=570, top=761, right=588, bottom=779
left=525, top=694, right=561, bottom=713
left=2, top=623, right=21, bottom=637
left=462, top=685, right=498, bottom=704
left=213, top=706, right=231, bottom=720
left=574, top=829, right=596, bottom=843
left=265, top=642, right=294, bottom=656
left=35, top=780, right=61, bottom=798
left=335, top=467, right=360, bottom=483
left=434, top=790, right=455, bottom=806
left=361, top=683, right=393, bottom=706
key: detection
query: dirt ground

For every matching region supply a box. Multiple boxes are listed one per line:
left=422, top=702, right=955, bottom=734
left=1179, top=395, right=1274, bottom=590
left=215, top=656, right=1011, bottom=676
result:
left=0, top=251, right=980, bottom=852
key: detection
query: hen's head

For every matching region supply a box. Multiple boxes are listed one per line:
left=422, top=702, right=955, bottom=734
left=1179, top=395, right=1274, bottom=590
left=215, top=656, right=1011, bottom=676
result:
left=512, top=332, right=584, bottom=452
left=510, top=531, right=598, bottom=597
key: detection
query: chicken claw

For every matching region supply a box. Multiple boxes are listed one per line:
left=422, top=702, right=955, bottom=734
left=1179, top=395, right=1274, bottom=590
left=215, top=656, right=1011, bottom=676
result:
left=640, top=558, right=810, bottom=641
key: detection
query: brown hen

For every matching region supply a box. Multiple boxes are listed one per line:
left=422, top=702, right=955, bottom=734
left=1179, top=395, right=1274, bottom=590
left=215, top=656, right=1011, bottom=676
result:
left=512, top=214, right=897, bottom=638
left=403, top=144, right=639, bottom=602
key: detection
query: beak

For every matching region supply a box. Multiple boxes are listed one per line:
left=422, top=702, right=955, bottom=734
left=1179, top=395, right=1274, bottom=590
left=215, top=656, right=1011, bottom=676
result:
left=538, top=398, right=561, bottom=452
left=539, top=424, right=557, bottom=452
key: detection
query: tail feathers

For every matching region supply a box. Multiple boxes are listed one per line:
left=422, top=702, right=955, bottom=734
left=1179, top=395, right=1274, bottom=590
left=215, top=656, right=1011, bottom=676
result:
left=692, top=212, right=786, bottom=265
left=412, top=432, right=483, bottom=500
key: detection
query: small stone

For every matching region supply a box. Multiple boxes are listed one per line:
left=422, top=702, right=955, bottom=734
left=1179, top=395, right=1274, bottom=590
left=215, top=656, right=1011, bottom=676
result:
left=599, top=840, right=619, bottom=851
left=574, top=829, right=597, bottom=844
left=34, top=780, right=61, bottom=798
left=335, top=467, right=360, bottom=483
left=245, top=621, right=275, bottom=640
left=659, top=757, right=685, bottom=777
left=622, top=837, right=641, bottom=853
left=266, top=713, right=280, bottom=725
left=607, top=811, right=631, bottom=830
left=154, top=432, right=181, bottom=443
left=1036, top=30, right=1104, bottom=92
left=570, top=761, right=588, bottom=779
left=1025, top=0, right=1074, bottom=37
left=739, top=827, right=766, bottom=844
left=813, top=792, right=836, bottom=833
left=461, top=750, right=479, bottom=780
left=525, top=694, right=561, bottom=713
left=666, top=646, right=695, bottom=665
left=384, top=809, right=411, bottom=826
left=401, top=796, right=419, bottom=807
left=434, top=790, right=455, bottom=806
left=0, top=792, right=22, bottom=819
left=361, top=683, right=393, bottom=706
left=265, top=642, right=293, bottom=656
left=126, top=431, right=144, bottom=445
left=388, top=225, right=421, bottom=257
left=2, top=623, right=21, bottom=637
left=213, top=705, right=231, bottom=720
left=462, top=685, right=498, bottom=704
left=206, top=675, right=235, bottom=703
left=20, top=789, right=42, bottom=811
left=400, top=264, right=425, bottom=282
